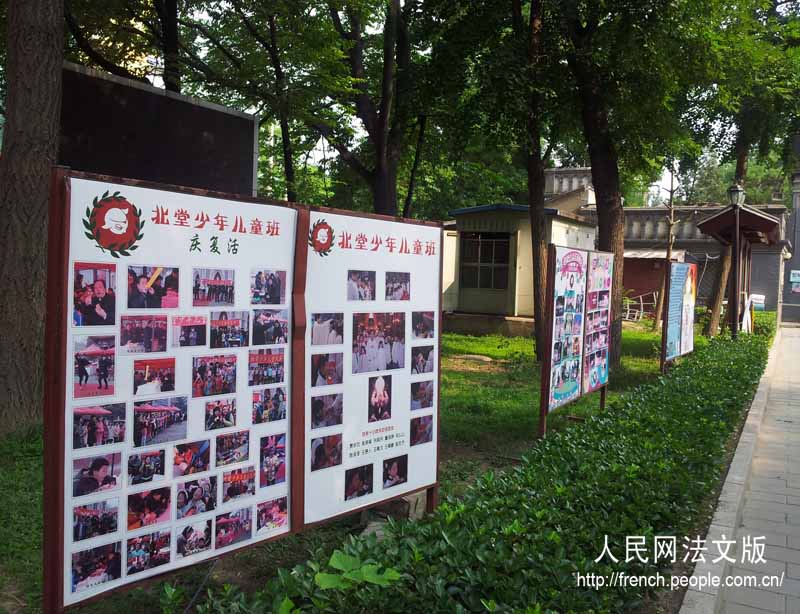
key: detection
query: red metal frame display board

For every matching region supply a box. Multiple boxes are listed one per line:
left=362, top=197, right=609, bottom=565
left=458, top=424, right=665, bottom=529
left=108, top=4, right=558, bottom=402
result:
left=538, top=244, right=614, bottom=437
left=43, top=168, right=442, bottom=612
left=659, top=260, right=698, bottom=373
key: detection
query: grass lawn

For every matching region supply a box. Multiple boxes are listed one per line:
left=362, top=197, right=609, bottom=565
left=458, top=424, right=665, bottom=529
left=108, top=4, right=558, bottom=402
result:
left=0, top=321, right=676, bottom=613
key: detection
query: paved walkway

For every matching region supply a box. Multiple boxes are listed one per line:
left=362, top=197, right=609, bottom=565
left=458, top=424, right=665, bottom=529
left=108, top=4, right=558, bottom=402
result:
left=721, top=327, right=800, bottom=614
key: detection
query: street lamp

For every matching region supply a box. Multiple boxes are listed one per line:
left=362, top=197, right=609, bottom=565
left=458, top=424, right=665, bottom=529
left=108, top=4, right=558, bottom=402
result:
left=727, top=183, right=745, bottom=338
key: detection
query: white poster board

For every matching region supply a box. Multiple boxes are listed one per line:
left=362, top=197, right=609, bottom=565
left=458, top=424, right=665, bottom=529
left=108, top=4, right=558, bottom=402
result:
left=63, top=178, right=296, bottom=605
left=302, top=211, right=441, bottom=524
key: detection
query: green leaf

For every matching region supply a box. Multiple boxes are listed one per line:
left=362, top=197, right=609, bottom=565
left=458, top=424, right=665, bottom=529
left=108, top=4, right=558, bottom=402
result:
left=328, top=550, right=360, bottom=572
left=84, top=232, right=95, bottom=241
left=314, top=572, right=345, bottom=590
left=278, top=597, right=295, bottom=614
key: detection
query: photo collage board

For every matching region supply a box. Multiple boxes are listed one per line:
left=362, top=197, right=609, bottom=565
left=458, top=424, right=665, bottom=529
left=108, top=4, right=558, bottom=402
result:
left=547, top=246, right=614, bottom=412
left=62, top=178, right=296, bottom=606
left=664, top=262, right=697, bottom=361
left=303, top=211, right=441, bottom=524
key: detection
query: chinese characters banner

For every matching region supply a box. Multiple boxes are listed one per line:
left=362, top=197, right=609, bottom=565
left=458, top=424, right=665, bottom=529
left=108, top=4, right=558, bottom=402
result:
left=303, top=211, right=440, bottom=524
left=548, top=247, right=588, bottom=412
left=665, top=262, right=697, bottom=361
left=582, top=252, right=614, bottom=394
left=62, top=178, right=296, bottom=606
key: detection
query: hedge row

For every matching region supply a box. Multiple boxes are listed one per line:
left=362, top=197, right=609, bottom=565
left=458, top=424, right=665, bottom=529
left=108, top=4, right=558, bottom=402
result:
left=194, top=331, right=770, bottom=614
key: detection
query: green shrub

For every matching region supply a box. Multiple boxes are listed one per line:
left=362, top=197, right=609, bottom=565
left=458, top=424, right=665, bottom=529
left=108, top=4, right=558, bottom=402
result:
left=196, top=333, right=770, bottom=614
left=753, top=311, right=777, bottom=341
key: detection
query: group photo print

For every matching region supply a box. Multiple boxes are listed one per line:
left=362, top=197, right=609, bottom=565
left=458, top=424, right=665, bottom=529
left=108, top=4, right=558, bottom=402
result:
left=210, top=311, right=250, bottom=348
left=120, top=315, right=168, bottom=354
left=72, top=402, right=125, bottom=450
left=205, top=398, right=236, bottom=431
left=126, top=486, right=170, bottom=530
left=252, top=387, right=287, bottom=424
left=385, top=272, right=410, bottom=301
left=216, top=430, right=250, bottom=467
left=346, top=270, right=376, bottom=301
left=72, top=453, right=122, bottom=497
left=73, top=499, right=119, bottom=542
left=222, top=466, right=256, bottom=503
left=176, top=520, right=212, bottom=560
left=73, top=335, right=116, bottom=398
left=127, top=449, right=166, bottom=486
left=171, top=315, right=208, bottom=348
left=248, top=349, right=285, bottom=386
left=252, top=309, right=289, bottom=346
left=128, top=265, right=179, bottom=309
left=176, top=476, right=217, bottom=520
left=73, top=262, right=117, bottom=326
left=310, top=313, right=344, bottom=346
left=256, top=496, right=288, bottom=533
left=310, top=433, right=343, bottom=472
left=193, top=268, right=235, bottom=307
left=192, top=354, right=237, bottom=398
left=412, top=311, right=435, bottom=339
left=310, top=393, right=343, bottom=429
left=259, top=433, right=286, bottom=487
left=215, top=507, right=252, bottom=549
left=70, top=541, right=122, bottom=594
left=173, top=440, right=211, bottom=477
left=133, top=396, right=188, bottom=447
left=126, top=530, right=170, bottom=576
left=310, top=352, right=343, bottom=387
left=368, top=375, right=392, bottom=422
left=133, top=357, right=176, bottom=396
left=250, top=269, right=286, bottom=305
left=352, top=312, right=405, bottom=374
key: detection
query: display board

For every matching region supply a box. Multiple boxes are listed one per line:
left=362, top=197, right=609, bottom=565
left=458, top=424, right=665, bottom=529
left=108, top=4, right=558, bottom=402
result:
left=582, top=252, right=614, bottom=394
left=52, top=175, right=296, bottom=607
left=664, top=262, right=697, bottom=362
left=300, top=211, right=441, bottom=524
left=547, top=246, right=588, bottom=411
left=791, top=270, right=800, bottom=295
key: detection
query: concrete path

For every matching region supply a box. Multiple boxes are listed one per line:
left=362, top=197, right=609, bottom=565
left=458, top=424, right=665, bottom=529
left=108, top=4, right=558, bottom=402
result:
left=720, top=327, right=800, bottom=614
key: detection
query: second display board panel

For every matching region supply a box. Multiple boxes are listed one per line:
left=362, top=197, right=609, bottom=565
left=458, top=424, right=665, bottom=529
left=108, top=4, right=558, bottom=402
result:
left=302, top=211, right=441, bottom=524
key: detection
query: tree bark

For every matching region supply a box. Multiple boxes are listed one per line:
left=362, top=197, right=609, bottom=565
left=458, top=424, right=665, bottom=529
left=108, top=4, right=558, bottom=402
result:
left=402, top=114, right=426, bottom=218
left=705, top=245, right=732, bottom=336
left=156, top=0, right=181, bottom=93
left=267, top=14, right=297, bottom=202
left=0, top=0, right=64, bottom=431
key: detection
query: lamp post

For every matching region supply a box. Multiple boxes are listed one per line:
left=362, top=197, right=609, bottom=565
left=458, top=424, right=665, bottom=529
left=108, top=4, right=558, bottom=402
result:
left=727, top=183, right=745, bottom=339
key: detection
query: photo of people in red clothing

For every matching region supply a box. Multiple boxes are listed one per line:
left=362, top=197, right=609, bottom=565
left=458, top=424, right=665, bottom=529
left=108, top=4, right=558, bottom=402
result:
left=120, top=315, right=167, bottom=354
left=192, top=268, right=235, bottom=307
left=171, top=315, right=207, bottom=348
left=133, top=396, right=188, bottom=447
left=210, top=311, right=250, bottom=348
left=344, top=464, right=373, bottom=501
left=126, top=487, right=170, bottom=530
left=127, top=265, right=180, bottom=309
left=127, top=449, right=166, bottom=486
left=126, top=530, right=170, bottom=576
left=222, top=466, right=256, bottom=504
left=215, top=507, right=252, bottom=549
left=256, top=496, right=288, bottom=533
left=70, top=541, right=122, bottom=594
left=173, top=440, right=211, bottom=477
left=205, top=398, right=236, bottom=431
left=73, top=335, right=115, bottom=398
left=248, top=349, right=285, bottom=386
left=72, top=403, right=125, bottom=450
left=133, top=357, right=175, bottom=397
left=73, top=262, right=116, bottom=327
left=259, top=434, right=286, bottom=487
left=72, top=453, right=121, bottom=497
left=216, top=430, right=249, bottom=468
left=310, top=434, right=342, bottom=472
left=410, top=415, right=433, bottom=446
left=176, top=477, right=216, bottom=520
left=176, top=520, right=211, bottom=560
left=73, top=499, right=119, bottom=542
left=192, top=355, right=237, bottom=398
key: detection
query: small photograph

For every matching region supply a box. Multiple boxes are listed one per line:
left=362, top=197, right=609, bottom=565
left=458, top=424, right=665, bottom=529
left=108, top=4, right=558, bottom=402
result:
left=352, top=313, right=405, bottom=374
left=176, top=520, right=212, bottom=560
left=587, top=292, right=599, bottom=312
left=171, top=315, right=207, bottom=348
left=586, top=311, right=596, bottom=333
left=176, top=476, right=217, bottom=520
left=385, top=272, right=411, bottom=301
left=133, top=396, right=188, bottom=447
left=192, top=354, right=237, bottom=398
left=553, top=341, right=562, bottom=364
left=127, top=449, right=166, bottom=486
left=310, top=393, right=343, bottom=429
left=346, top=270, right=376, bottom=301
left=248, top=349, right=286, bottom=386
left=571, top=313, right=583, bottom=336
left=222, top=466, right=256, bottom=503
left=120, top=315, right=168, bottom=354
left=73, top=335, right=115, bottom=398
left=73, top=499, right=119, bottom=542
left=70, top=541, right=122, bottom=594
left=410, top=380, right=434, bottom=411
left=126, top=530, right=171, bottom=576
left=310, top=313, right=344, bottom=346
left=128, top=265, right=179, bottom=309
left=250, top=269, right=286, bottom=305
left=252, top=387, right=287, bottom=424
left=368, top=375, right=392, bottom=422
left=126, top=487, right=170, bottom=530
left=72, top=403, right=126, bottom=450
left=210, top=311, right=250, bottom=349
left=205, top=398, right=236, bottom=431
left=215, top=507, right=253, bottom=549
left=555, top=296, right=565, bottom=318
left=310, top=434, right=343, bottom=472
left=382, top=454, right=408, bottom=489
left=192, top=268, right=235, bottom=306
left=259, top=433, right=286, bottom=487
left=73, top=262, right=116, bottom=326
left=173, top=440, right=211, bottom=477
left=412, top=311, right=435, bottom=339
left=345, top=464, right=373, bottom=501
left=252, top=309, right=289, bottom=345
left=411, top=346, right=435, bottom=374
left=216, top=430, right=250, bottom=467
left=72, top=453, right=122, bottom=497
left=310, top=352, right=343, bottom=387
left=598, top=290, right=610, bottom=309
left=257, top=496, right=288, bottom=533
left=410, top=415, right=434, bottom=446
left=133, top=357, right=176, bottom=397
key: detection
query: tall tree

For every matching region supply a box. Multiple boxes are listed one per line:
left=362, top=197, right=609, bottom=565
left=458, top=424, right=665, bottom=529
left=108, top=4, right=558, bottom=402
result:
left=0, top=0, right=64, bottom=430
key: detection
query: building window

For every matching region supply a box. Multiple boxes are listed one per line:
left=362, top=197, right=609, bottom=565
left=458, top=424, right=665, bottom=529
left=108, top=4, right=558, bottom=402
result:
left=460, top=232, right=510, bottom=290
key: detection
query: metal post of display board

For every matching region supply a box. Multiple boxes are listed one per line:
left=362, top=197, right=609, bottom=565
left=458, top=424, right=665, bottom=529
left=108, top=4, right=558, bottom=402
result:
left=538, top=244, right=557, bottom=438
left=659, top=259, right=672, bottom=374
left=43, top=167, right=71, bottom=614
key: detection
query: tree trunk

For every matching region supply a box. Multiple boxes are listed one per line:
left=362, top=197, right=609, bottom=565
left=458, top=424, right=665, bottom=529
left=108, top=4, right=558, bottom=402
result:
left=373, top=160, right=399, bottom=217
left=705, top=245, right=731, bottom=336
left=0, top=0, right=64, bottom=432
left=402, top=114, right=426, bottom=218
left=267, top=15, right=296, bottom=202
left=161, top=0, right=181, bottom=93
